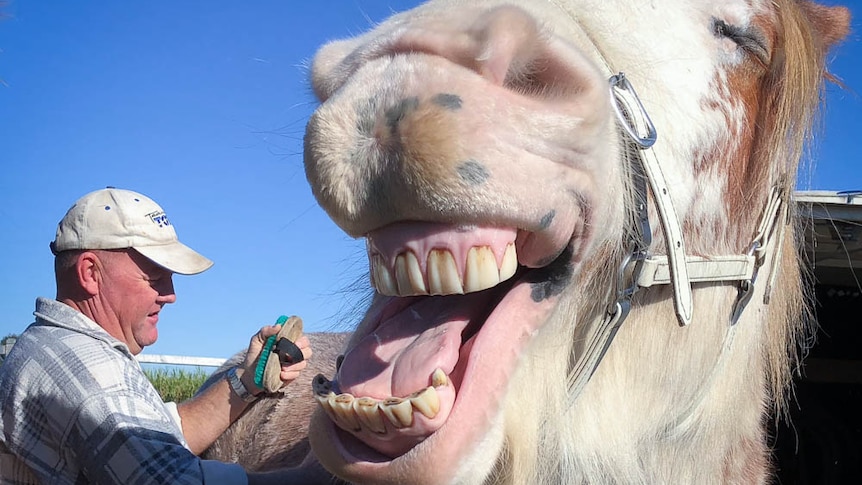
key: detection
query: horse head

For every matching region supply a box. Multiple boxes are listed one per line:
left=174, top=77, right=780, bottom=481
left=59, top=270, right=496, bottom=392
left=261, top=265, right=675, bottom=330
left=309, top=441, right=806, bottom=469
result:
left=302, top=1, right=850, bottom=483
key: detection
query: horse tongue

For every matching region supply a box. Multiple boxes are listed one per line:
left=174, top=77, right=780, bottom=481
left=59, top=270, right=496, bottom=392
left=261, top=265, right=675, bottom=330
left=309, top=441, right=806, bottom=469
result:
left=337, top=294, right=487, bottom=398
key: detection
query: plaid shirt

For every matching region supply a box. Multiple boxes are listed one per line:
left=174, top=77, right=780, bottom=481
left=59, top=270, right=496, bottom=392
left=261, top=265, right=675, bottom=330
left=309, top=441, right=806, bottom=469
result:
left=0, top=298, right=246, bottom=484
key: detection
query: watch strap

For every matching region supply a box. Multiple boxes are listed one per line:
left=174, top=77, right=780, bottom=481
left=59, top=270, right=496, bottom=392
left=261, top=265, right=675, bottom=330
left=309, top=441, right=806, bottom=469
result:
left=226, top=366, right=258, bottom=403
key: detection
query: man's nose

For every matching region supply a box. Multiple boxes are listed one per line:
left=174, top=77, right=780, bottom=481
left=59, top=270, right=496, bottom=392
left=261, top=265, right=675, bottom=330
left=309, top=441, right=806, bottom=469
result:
left=157, top=277, right=177, bottom=304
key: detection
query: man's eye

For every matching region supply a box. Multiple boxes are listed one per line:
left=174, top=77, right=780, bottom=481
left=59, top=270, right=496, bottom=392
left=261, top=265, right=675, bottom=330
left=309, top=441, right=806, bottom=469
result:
left=712, top=18, right=769, bottom=66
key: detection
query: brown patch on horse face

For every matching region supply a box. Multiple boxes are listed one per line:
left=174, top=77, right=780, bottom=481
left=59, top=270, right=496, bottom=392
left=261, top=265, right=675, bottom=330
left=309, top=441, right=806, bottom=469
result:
left=374, top=93, right=472, bottom=193
left=695, top=10, right=777, bottom=232
left=694, top=1, right=850, bottom=249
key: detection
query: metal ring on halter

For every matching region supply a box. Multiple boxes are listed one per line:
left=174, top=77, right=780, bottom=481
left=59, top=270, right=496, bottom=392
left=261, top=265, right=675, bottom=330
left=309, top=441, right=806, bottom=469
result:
left=609, top=72, right=657, bottom=149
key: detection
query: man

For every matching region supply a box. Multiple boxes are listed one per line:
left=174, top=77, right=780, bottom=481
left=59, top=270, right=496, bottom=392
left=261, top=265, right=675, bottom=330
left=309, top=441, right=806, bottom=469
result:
left=0, top=188, right=316, bottom=484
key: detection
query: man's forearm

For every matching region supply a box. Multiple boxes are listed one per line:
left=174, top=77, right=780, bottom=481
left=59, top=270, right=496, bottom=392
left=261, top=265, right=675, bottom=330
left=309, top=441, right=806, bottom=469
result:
left=177, top=368, right=254, bottom=455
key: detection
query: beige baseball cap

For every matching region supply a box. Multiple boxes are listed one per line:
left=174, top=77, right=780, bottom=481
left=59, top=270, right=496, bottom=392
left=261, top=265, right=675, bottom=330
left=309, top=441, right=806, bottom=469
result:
left=50, top=187, right=214, bottom=275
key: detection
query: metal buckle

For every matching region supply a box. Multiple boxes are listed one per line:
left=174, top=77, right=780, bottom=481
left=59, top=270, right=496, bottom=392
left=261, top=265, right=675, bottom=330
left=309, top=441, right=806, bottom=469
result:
left=730, top=240, right=760, bottom=324
left=609, top=72, right=657, bottom=149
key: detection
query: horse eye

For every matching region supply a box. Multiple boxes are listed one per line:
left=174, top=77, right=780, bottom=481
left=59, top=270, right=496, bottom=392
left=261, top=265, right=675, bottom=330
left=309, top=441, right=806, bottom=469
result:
left=712, top=18, right=769, bottom=66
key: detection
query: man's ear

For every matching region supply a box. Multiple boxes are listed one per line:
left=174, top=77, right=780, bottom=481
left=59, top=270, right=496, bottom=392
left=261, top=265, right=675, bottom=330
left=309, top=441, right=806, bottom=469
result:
left=76, top=251, right=101, bottom=296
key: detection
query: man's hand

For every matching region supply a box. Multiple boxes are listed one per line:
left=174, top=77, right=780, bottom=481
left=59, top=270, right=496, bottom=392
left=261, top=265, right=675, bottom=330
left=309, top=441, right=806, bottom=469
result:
left=240, top=325, right=313, bottom=395
left=178, top=324, right=313, bottom=454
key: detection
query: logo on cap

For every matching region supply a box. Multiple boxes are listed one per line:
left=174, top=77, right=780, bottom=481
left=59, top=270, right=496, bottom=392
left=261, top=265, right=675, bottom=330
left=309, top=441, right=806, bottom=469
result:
left=147, top=211, right=171, bottom=228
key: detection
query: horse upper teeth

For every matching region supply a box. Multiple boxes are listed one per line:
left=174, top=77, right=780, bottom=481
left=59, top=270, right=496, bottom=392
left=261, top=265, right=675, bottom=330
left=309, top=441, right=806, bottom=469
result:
left=395, top=251, right=426, bottom=295
left=313, top=370, right=448, bottom=434
left=372, top=254, right=398, bottom=295
left=427, top=249, right=463, bottom=295
left=371, top=243, right=518, bottom=296
left=465, top=246, right=499, bottom=291
left=500, top=243, right=518, bottom=281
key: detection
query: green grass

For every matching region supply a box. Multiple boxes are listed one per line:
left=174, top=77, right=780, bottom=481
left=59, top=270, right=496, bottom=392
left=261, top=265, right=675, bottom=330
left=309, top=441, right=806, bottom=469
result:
left=144, top=368, right=210, bottom=402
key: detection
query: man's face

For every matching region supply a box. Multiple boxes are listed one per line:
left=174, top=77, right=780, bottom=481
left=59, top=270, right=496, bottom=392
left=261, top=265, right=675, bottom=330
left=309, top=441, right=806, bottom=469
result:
left=96, top=249, right=176, bottom=354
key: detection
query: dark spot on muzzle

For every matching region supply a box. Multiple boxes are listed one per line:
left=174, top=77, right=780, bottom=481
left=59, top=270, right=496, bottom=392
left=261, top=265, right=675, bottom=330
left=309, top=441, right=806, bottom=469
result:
left=354, top=96, right=387, bottom=138
left=457, top=159, right=490, bottom=186
left=527, top=245, right=574, bottom=302
left=385, top=96, right=420, bottom=132
left=539, top=210, right=555, bottom=230
left=432, top=93, right=463, bottom=110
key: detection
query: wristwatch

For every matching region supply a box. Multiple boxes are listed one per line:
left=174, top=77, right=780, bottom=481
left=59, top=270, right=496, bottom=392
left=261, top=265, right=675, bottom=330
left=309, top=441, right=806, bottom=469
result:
left=226, top=366, right=259, bottom=403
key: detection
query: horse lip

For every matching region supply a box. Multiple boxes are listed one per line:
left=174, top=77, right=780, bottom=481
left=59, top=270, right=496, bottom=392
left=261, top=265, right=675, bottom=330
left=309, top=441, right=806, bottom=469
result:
left=313, top=270, right=563, bottom=482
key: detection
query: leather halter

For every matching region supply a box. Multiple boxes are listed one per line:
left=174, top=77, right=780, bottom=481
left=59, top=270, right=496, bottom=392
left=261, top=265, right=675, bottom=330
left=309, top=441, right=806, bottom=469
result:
left=609, top=72, right=788, bottom=326
left=567, top=72, right=788, bottom=398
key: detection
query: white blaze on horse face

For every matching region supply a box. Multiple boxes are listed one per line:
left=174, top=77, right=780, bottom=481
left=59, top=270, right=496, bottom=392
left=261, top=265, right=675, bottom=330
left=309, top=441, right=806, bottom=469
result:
left=301, top=0, right=847, bottom=484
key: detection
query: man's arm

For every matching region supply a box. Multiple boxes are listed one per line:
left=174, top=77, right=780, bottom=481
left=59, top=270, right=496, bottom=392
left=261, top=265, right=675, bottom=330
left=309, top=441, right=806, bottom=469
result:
left=177, top=366, right=255, bottom=455
left=177, top=325, right=311, bottom=454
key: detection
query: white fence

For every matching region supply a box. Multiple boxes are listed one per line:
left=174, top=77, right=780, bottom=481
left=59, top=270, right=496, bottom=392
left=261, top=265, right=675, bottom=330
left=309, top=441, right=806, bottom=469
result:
left=1, top=340, right=227, bottom=369
left=135, top=354, right=227, bottom=368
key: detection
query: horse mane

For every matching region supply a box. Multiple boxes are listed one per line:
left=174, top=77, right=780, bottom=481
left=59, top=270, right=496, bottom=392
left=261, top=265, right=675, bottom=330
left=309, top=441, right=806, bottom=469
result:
left=759, top=0, right=849, bottom=414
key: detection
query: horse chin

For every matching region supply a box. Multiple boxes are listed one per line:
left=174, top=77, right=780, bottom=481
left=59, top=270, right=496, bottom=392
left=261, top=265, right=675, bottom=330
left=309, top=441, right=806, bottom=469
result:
left=311, top=260, right=567, bottom=484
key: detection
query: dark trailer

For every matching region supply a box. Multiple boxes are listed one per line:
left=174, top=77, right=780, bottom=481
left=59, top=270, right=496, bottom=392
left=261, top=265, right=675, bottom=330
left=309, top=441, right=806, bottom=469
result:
left=773, top=191, right=862, bottom=484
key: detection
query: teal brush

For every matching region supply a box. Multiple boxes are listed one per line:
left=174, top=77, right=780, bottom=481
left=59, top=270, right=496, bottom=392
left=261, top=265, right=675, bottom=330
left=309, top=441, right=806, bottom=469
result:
left=254, top=315, right=304, bottom=392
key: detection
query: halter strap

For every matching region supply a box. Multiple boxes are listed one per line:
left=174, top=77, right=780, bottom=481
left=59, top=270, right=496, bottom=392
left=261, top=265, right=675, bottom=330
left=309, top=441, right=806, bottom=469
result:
left=609, top=72, right=786, bottom=325
left=610, top=73, right=693, bottom=326
left=567, top=72, right=787, bottom=398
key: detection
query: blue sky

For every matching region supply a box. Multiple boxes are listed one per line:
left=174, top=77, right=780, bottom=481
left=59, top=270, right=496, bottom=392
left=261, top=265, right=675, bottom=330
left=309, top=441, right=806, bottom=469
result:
left=1, top=1, right=860, bottom=361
